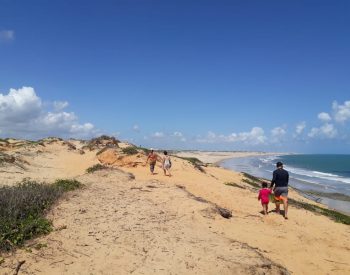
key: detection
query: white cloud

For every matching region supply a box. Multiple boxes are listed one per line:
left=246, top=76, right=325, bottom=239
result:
left=295, top=121, right=306, bottom=135
left=332, top=100, right=350, bottom=123
left=53, top=101, right=69, bottom=111
left=172, top=131, right=186, bottom=142
left=0, top=30, right=14, bottom=43
left=308, top=123, right=338, bottom=139
left=271, top=127, right=286, bottom=143
left=152, top=132, right=165, bottom=138
left=0, top=87, right=42, bottom=123
left=318, top=112, right=332, bottom=123
left=196, top=127, right=267, bottom=145
left=133, top=124, right=140, bottom=132
left=173, top=131, right=183, bottom=137
left=0, top=87, right=97, bottom=139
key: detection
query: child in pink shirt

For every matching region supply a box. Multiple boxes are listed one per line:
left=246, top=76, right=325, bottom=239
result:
left=258, top=182, right=272, bottom=215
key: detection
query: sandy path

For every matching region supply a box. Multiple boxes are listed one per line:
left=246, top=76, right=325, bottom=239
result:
left=122, top=161, right=350, bottom=275
left=1, top=169, right=287, bottom=275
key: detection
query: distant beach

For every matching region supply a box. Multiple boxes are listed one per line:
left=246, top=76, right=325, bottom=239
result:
left=173, top=151, right=279, bottom=164
left=220, top=154, right=350, bottom=215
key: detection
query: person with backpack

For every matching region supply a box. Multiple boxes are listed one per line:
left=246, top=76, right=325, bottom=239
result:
left=162, top=151, right=172, bottom=176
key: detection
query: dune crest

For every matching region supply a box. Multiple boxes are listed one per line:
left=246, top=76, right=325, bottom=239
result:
left=1, top=137, right=349, bottom=274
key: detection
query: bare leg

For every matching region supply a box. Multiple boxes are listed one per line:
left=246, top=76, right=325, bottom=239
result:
left=275, top=203, right=280, bottom=214
left=263, top=204, right=268, bottom=215
left=283, top=199, right=288, bottom=219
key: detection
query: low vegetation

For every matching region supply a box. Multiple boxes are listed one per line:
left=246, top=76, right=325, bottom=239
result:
left=86, top=164, right=108, bottom=173
left=53, top=179, right=83, bottom=191
left=0, top=179, right=82, bottom=251
left=241, top=172, right=350, bottom=225
left=96, top=147, right=109, bottom=156
left=137, top=147, right=150, bottom=155
left=288, top=198, right=350, bottom=225
left=122, top=146, right=138, bottom=155
left=177, top=156, right=206, bottom=173
left=224, top=182, right=245, bottom=189
left=241, top=172, right=262, bottom=189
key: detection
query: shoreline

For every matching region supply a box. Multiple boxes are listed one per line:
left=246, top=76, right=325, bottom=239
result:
left=176, top=150, right=350, bottom=216
left=1, top=138, right=350, bottom=274
left=173, top=151, right=283, bottom=165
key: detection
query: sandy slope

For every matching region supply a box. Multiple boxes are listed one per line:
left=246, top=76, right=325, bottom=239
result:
left=1, top=169, right=286, bottom=275
left=1, top=141, right=350, bottom=274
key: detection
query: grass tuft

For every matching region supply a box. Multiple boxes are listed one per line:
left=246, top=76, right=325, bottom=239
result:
left=224, top=182, right=245, bottom=189
left=86, top=164, right=108, bottom=173
left=0, top=179, right=82, bottom=251
left=177, top=156, right=206, bottom=173
left=122, top=147, right=138, bottom=155
left=241, top=172, right=267, bottom=189
left=54, top=179, right=83, bottom=192
left=288, top=198, right=350, bottom=225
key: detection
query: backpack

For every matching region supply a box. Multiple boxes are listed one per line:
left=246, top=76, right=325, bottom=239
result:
left=165, top=157, right=172, bottom=168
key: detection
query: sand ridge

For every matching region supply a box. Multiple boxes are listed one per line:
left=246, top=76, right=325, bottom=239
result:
left=1, top=139, right=350, bottom=274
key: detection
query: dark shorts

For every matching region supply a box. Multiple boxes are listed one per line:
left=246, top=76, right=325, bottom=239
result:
left=274, top=187, right=288, bottom=198
left=150, top=162, right=156, bottom=172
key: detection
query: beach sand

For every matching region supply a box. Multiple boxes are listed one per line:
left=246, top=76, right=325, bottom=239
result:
left=1, top=139, right=349, bottom=274
left=174, top=150, right=278, bottom=164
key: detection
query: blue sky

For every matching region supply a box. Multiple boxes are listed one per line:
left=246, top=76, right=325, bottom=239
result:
left=1, top=0, right=350, bottom=153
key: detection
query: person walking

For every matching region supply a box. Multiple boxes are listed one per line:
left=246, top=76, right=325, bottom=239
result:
left=162, top=151, right=172, bottom=177
left=145, top=148, right=158, bottom=175
left=270, top=161, right=289, bottom=219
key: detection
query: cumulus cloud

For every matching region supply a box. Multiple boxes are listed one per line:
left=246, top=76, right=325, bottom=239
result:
left=295, top=121, right=306, bottom=135
left=53, top=101, right=69, bottom=111
left=133, top=124, right=140, bottom=132
left=270, top=127, right=286, bottom=143
left=0, top=87, right=42, bottom=123
left=172, top=131, right=186, bottom=142
left=0, top=30, right=14, bottom=43
left=173, top=131, right=183, bottom=137
left=152, top=132, right=165, bottom=138
left=308, top=123, right=338, bottom=139
left=0, top=87, right=97, bottom=139
left=332, top=100, right=350, bottom=123
left=196, top=127, right=267, bottom=145
left=318, top=112, right=332, bottom=123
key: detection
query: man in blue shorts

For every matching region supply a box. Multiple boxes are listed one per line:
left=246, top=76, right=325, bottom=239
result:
left=270, top=161, right=289, bottom=219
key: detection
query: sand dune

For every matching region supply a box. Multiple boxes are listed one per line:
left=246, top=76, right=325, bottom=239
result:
left=1, top=138, right=349, bottom=274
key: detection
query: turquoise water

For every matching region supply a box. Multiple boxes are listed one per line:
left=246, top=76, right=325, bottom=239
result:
left=279, top=154, right=350, bottom=179
left=221, top=154, right=350, bottom=214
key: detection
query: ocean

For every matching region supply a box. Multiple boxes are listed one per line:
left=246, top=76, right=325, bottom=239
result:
left=220, top=154, right=350, bottom=215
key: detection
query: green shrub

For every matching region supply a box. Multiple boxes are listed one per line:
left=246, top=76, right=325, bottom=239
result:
left=96, top=147, right=109, bottom=156
left=0, top=179, right=82, bottom=251
left=122, top=147, right=138, bottom=155
left=224, top=182, right=245, bottom=189
left=86, top=164, right=107, bottom=173
left=288, top=198, right=350, bottom=225
left=177, top=156, right=202, bottom=165
left=177, top=156, right=206, bottom=173
left=241, top=172, right=261, bottom=189
left=138, top=147, right=150, bottom=155
left=54, top=179, right=82, bottom=192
